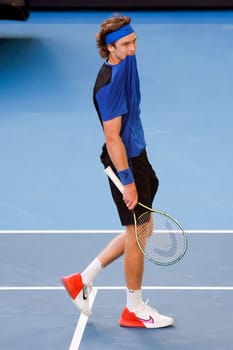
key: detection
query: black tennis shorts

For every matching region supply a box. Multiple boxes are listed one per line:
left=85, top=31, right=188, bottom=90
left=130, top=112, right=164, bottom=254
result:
left=100, top=144, right=159, bottom=226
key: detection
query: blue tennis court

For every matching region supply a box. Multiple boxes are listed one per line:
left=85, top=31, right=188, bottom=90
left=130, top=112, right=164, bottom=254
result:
left=0, top=9, right=233, bottom=350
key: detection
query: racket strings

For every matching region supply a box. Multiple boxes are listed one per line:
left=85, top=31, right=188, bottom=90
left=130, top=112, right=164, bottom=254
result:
left=136, top=211, right=186, bottom=265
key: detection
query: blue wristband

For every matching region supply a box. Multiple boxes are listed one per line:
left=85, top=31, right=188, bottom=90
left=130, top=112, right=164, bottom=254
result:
left=117, top=168, right=134, bottom=186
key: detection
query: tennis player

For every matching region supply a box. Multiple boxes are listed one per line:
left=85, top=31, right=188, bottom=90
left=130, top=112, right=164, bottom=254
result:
left=62, top=15, right=173, bottom=328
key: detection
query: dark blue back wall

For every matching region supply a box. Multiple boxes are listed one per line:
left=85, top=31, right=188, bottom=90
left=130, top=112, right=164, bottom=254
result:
left=30, top=0, right=233, bottom=9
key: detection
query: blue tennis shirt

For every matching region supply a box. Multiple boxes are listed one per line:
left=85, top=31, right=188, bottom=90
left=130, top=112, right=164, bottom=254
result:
left=93, top=55, right=146, bottom=158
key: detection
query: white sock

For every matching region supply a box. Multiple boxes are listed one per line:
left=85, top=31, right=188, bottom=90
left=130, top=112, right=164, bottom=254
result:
left=126, top=289, right=143, bottom=312
left=81, top=257, right=102, bottom=285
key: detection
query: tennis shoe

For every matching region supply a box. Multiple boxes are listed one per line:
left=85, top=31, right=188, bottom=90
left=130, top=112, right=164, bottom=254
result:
left=119, top=300, right=174, bottom=328
left=61, top=273, right=93, bottom=316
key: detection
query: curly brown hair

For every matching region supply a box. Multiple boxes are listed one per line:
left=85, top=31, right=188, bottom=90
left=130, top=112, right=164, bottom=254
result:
left=96, top=15, right=131, bottom=59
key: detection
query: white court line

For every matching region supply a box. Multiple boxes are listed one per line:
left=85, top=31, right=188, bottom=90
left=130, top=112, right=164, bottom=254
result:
left=0, top=286, right=64, bottom=291
left=66, top=285, right=233, bottom=350
left=0, top=229, right=233, bottom=234
left=0, top=286, right=233, bottom=291
left=68, top=287, right=97, bottom=350
left=1, top=285, right=232, bottom=350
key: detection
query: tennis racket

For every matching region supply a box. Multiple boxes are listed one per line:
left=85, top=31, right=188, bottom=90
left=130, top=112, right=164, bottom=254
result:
left=104, top=166, right=187, bottom=266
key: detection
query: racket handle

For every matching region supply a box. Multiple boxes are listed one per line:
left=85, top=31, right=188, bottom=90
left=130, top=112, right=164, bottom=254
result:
left=104, top=166, right=124, bottom=194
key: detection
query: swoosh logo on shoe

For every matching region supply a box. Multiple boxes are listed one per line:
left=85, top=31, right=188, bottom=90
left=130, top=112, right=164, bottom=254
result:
left=138, top=316, right=154, bottom=324
left=82, top=287, right=88, bottom=300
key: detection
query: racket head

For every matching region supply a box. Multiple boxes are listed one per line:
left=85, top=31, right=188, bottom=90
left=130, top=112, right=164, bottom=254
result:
left=134, top=209, right=187, bottom=266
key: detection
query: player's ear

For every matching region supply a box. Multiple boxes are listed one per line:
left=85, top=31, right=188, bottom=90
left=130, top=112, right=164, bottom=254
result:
left=107, top=44, right=115, bottom=53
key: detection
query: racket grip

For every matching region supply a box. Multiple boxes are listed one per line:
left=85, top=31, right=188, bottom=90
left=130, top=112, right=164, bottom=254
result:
left=104, top=166, right=124, bottom=194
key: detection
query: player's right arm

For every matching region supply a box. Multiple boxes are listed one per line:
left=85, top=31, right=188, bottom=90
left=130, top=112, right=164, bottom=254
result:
left=103, top=116, right=138, bottom=210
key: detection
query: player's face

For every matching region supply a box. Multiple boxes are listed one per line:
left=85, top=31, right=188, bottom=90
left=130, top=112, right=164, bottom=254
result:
left=108, top=33, right=137, bottom=64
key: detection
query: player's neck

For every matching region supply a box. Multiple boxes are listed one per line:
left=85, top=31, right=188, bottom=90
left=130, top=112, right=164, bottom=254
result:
left=108, top=54, right=122, bottom=65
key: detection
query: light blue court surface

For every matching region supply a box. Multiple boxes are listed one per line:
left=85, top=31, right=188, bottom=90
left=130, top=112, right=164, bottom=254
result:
left=0, top=9, right=233, bottom=350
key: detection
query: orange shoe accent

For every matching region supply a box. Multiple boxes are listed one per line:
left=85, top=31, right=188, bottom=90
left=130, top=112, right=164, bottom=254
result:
left=61, top=273, right=83, bottom=300
left=119, top=307, right=146, bottom=328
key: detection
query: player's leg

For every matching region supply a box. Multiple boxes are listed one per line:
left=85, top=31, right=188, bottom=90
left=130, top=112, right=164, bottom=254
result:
left=124, top=224, right=144, bottom=290
left=61, top=232, right=126, bottom=315
left=97, top=231, right=125, bottom=267
left=119, top=224, right=174, bottom=328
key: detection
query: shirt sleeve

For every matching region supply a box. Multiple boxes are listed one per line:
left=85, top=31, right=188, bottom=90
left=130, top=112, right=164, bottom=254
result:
left=95, top=79, right=128, bottom=122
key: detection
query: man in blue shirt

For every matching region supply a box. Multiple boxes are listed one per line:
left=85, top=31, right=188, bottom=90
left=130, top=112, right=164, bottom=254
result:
left=62, top=15, right=173, bottom=329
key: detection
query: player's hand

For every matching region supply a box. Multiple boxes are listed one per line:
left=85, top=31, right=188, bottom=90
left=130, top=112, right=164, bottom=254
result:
left=123, top=182, right=138, bottom=210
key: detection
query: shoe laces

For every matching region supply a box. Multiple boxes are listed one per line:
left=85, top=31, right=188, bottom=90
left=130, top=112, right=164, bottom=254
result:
left=137, top=299, right=158, bottom=314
